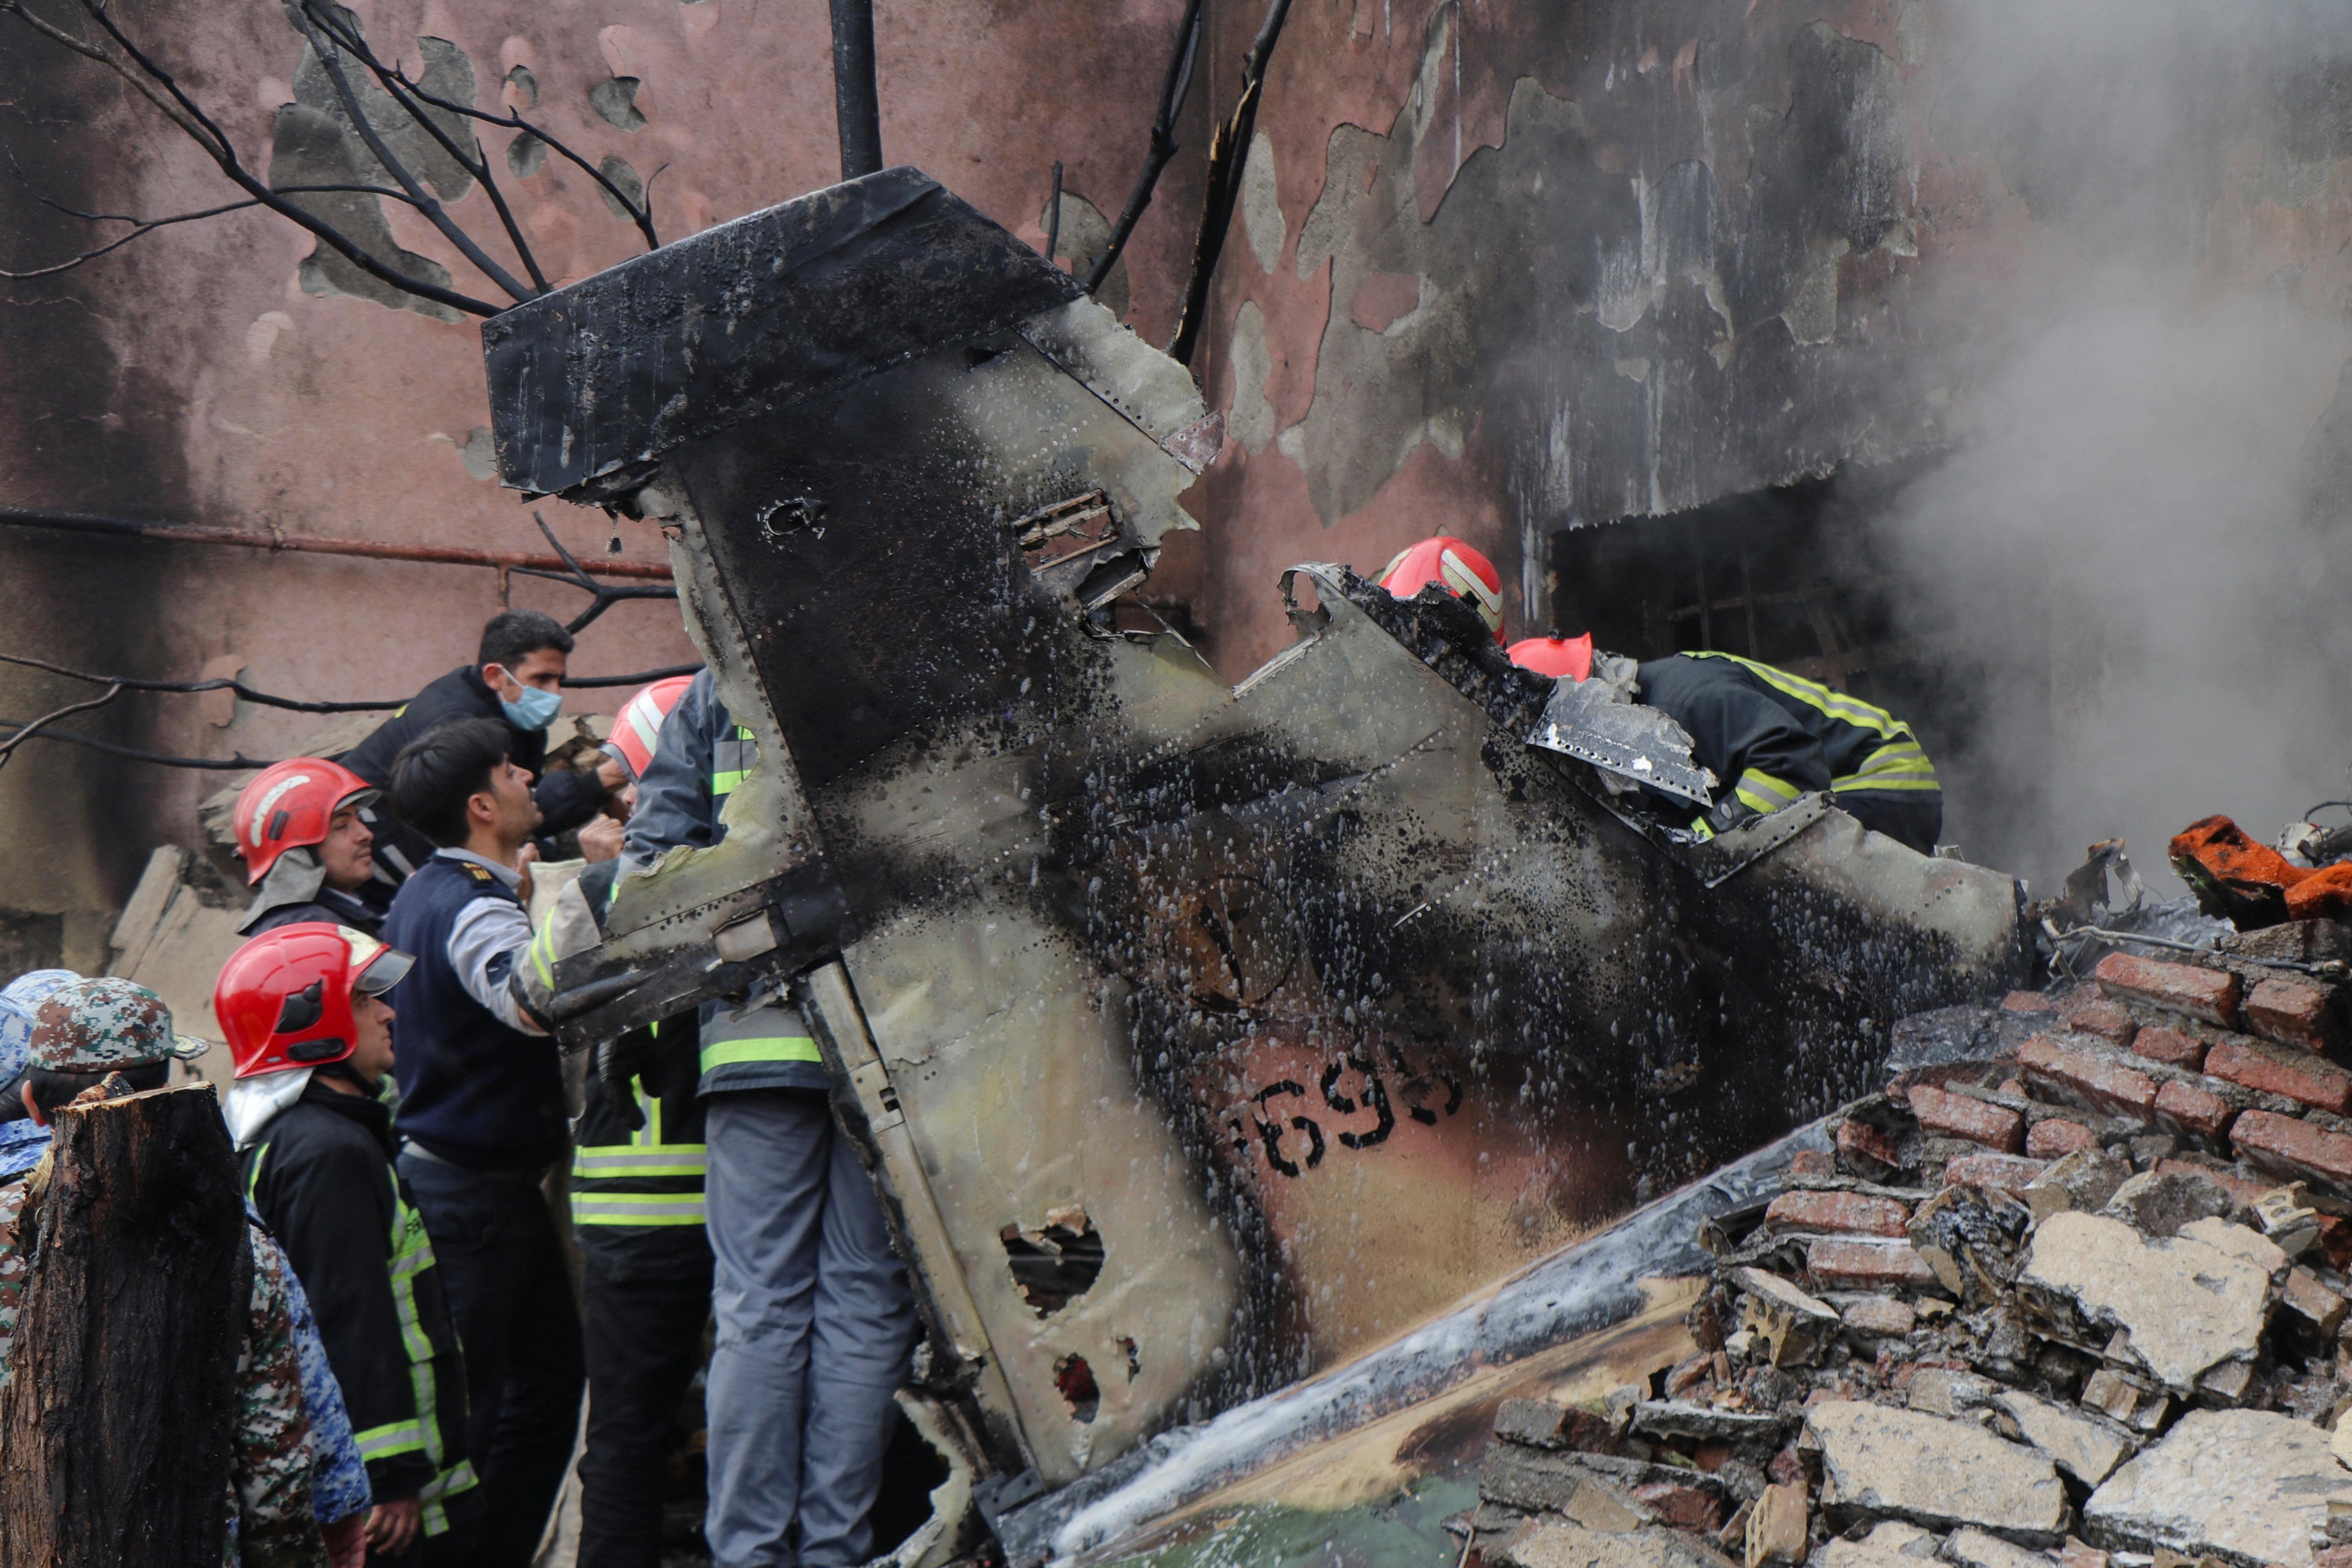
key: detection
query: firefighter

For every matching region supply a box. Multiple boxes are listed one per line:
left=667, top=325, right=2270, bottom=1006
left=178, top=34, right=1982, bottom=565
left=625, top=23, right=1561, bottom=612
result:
left=340, top=609, right=622, bottom=887
left=1376, top=536, right=1507, bottom=643
left=1510, top=637, right=1944, bottom=855
left=380, top=717, right=583, bottom=1565
left=221, top=923, right=477, bottom=1565
left=559, top=674, right=711, bottom=1568
left=619, top=669, right=916, bottom=1568
left=235, top=759, right=392, bottom=938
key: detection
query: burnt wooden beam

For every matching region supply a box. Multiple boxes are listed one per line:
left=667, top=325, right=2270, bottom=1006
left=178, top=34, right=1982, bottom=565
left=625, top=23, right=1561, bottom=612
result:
left=0, top=1084, right=250, bottom=1566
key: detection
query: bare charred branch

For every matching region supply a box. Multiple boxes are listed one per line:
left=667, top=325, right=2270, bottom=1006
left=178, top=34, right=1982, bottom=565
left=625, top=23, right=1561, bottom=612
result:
left=303, top=18, right=663, bottom=251
left=296, top=1, right=552, bottom=292
left=0, top=183, right=420, bottom=280
left=0, top=0, right=505, bottom=315
left=290, top=3, right=537, bottom=301
left=508, top=511, right=683, bottom=634
left=1167, top=0, right=1295, bottom=364
left=1085, top=0, right=1205, bottom=298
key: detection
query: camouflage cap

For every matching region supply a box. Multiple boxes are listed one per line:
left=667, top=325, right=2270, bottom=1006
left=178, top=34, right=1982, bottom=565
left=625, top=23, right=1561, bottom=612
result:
left=28, top=978, right=210, bottom=1072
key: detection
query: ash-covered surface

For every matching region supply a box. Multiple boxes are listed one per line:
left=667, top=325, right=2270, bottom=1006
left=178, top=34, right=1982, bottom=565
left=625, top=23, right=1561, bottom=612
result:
left=496, top=166, right=2026, bottom=1500
left=482, top=167, right=1080, bottom=498
left=1460, top=939, right=2352, bottom=1568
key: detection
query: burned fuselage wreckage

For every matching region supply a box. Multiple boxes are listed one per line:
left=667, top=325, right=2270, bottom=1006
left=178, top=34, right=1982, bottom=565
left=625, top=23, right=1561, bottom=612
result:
left=483, top=168, right=2024, bottom=1550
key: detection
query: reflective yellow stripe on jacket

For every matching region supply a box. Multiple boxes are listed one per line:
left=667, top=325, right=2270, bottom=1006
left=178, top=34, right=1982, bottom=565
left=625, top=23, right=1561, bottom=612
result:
left=570, top=1077, right=707, bottom=1228
left=710, top=724, right=756, bottom=800
left=1832, top=739, right=1941, bottom=794
left=698, top=1034, right=821, bottom=1074
left=1732, top=768, right=1802, bottom=815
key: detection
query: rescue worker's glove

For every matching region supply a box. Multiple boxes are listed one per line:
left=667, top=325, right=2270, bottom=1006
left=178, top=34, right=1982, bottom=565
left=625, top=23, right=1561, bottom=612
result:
left=513, top=875, right=605, bottom=1043
left=1693, top=797, right=1761, bottom=841
left=594, top=1025, right=658, bottom=1129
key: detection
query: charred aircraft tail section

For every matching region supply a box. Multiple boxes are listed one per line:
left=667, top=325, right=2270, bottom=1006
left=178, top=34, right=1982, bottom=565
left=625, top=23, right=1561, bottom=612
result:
left=485, top=166, right=2024, bottom=1539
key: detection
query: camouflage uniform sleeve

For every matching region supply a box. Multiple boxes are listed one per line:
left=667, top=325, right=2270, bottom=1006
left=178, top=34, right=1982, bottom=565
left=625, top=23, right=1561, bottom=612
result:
left=274, top=1239, right=373, bottom=1526
left=231, top=1228, right=330, bottom=1568
left=0, top=1175, right=28, bottom=1388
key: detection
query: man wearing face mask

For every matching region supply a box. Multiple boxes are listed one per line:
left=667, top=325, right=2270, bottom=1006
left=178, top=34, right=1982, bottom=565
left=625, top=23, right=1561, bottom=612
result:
left=340, top=609, right=623, bottom=887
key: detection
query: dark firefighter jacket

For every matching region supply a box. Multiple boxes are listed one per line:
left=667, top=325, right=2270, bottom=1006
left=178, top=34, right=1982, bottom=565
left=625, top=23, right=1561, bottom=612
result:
left=240, top=1073, right=475, bottom=1524
left=338, top=664, right=611, bottom=882
left=566, top=859, right=711, bottom=1276
left=1634, top=652, right=1938, bottom=830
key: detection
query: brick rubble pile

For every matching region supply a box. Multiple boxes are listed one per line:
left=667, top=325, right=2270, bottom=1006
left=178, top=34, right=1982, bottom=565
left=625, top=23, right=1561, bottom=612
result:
left=1469, top=921, right=2352, bottom=1568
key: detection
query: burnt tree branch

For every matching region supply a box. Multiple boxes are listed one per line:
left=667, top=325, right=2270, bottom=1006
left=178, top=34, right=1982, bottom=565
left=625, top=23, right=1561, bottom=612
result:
left=0, top=0, right=502, bottom=314
left=1085, top=0, right=1205, bottom=297
left=290, top=3, right=537, bottom=302
left=317, top=35, right=662, bottom=250
left=298, top=2, right=552, bottom=292
left=0, top=183, right=423, bottom=280
left=1167, top=0, right=1296, bottom=364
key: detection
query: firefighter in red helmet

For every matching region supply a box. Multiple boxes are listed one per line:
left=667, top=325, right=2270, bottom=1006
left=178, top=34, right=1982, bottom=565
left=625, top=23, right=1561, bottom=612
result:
left=233, top=759, right=391, bottom=938
left=219, top=923, right=478, bottom=1564
left=1377, top=537, right=1507, bottom=644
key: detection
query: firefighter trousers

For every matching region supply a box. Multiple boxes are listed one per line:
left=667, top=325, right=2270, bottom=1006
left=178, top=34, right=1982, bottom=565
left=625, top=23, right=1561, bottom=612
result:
left=578, top=1248, right=715, bottom=1568
left=702, top=1090, right=917, bottom=1568
left=396, top=1153, right=587, bottom=1568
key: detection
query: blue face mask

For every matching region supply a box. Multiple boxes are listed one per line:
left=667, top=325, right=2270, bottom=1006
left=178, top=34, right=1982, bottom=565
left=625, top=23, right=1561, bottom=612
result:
left=500, top=683, right=563, bottom=732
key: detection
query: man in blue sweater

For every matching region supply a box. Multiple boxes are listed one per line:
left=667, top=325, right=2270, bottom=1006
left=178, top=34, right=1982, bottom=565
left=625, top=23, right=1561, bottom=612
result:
left=381, top=718, right=582, bottom=1566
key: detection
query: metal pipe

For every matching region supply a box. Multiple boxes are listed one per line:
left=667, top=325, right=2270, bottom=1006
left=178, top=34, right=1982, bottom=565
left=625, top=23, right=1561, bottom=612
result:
left=0, top=507, right=672, bottom=581
left=830, top=0, right=883, bottom=180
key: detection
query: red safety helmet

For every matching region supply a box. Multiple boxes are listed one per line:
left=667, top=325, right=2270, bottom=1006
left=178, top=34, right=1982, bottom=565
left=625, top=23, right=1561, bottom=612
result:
left=1508, top=634, right=1595, bottom=682
left=215, top=922, right=413, bottom=1079
left=232, top=758, right=381, bottom=885
left=1376, top=537, right=1506, bottom=644
left=602, top=674, right=695, bottom=783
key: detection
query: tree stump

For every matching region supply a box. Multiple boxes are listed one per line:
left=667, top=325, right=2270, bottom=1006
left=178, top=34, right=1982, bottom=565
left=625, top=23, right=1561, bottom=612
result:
left=0, top=1084, right=250, bottom=1567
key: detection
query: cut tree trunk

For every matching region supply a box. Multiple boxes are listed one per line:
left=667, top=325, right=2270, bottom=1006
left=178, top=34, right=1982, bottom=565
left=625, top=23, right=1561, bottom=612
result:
left=0, top=1083, right=249, bottom=1567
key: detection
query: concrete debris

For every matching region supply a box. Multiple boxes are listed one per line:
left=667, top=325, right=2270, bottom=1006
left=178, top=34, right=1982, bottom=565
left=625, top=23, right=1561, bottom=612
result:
left=1989, top=1389, right=2134, bottom=1486
left=1472, top=934, right=2352, bottom=1568
left=2098, top=1170, right=2236, bottom=1240
left=1495, top=1519, right=1740, bottom=1568
left=1806, top=1403, right=2066, bottom=1541
left=2083, top=1409, right=2352, bottom=1567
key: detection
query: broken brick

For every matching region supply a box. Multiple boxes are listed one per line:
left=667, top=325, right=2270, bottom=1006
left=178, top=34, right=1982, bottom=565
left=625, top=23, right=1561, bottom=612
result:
left=2063, top=997, right=2139, bottom=1047
left=1744, top=1479, right=1807, bottom=1568
left=1942, top=1152, right=2050, bottom=1195
left=2056, top=1540, right=2108, bottom=1568
left=1807, top=1238, right=1938, bottom=1290
left=1632, top=1479, right=1726, bottom=1533
left=1787, top=1149, right=1836, bottom=1178
left=1839, top=1296, right=1916, bottom=1338
left=2130, top=1024, right=2208, bottom=1071
left=1764, top=1190, right=1910, bottom=1237
left=2019, top=1035, right=2158, bottom=1119
left=2027, top=1119, right=2098, bottom=1159
left=2280, top=1267, right=2346, bottom=1340
left=2204, top=1039, right=2352, bottom=1115
left=2094, top=951, right=2242, bottom=1030
left=1909, top=1085, right=2026, bottom=1153
left=2287, top=862, right=2352, bottom=922
left=2003, top=990, right=2057, bottom=1014
left=2153, top=1078, right=2236, bottom=1142
left=2245, top=976, right=2341, bottom=1054
left=1836, top=1118, right=1903, bottom=1178
left=1664, top=1354, right=1712, bottom=1398
left=2233, top=1110, right=2352, bottom=1190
